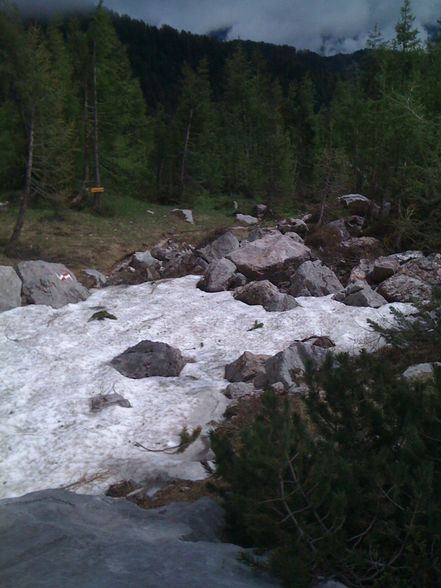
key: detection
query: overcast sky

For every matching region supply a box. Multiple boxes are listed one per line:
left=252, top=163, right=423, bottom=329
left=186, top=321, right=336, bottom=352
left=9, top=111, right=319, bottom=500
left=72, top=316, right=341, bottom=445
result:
left=15, top=0, right=440, bottom=54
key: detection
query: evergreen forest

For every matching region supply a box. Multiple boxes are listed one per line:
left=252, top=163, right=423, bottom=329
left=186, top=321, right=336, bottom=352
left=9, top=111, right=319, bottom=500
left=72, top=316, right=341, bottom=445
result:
left=1, top=0, right=440, bottom=252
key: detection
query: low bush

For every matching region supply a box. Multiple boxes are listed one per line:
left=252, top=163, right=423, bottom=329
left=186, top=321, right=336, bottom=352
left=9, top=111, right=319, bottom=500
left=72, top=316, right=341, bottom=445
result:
left=212, top=352, right=441, bottom=587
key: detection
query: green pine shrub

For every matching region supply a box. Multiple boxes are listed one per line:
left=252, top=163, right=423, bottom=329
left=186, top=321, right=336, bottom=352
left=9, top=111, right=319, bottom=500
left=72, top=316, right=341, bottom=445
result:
left=212, top=353, right=441, bottom=587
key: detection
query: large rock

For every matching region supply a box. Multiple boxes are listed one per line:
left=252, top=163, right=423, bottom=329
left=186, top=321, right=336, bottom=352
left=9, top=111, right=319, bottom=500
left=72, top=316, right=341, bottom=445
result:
left=197, top=231, right=240, bottom=263
left=277, top=218, right=308, bottom=238
left=377, top=274, right=432, bottom=304
left=402, top=363, right=441, bottom=382
left=289, top=260, right=343, bottom=297
left=111, top=340, right=186, bottom=379
left=368, top=256, right=400, bottom=283
left=336, top=282, right=387, bottom=308
left=0, top=489, right=280, bottom=588
left=172, top=208, right=194, bottom=224
left=198, top=258, right=237, bottom=292
left=233, top=280, right=299, bottom=312
left=265, top=342, right=329, bottom=391
left=16, top=261, right=89, bottom=309
left=326, top=216, right=365, bottom=241
left=225, top=351, right=270, bottom=386
left=398, top=254, right=441, bottom=286
left=130, top=251, right=161, bottom=280
left=223, top=382, right=257, bottom=400
left=236, top=213, right=258, bottom=225
left=338, top=193, right=372, bottom=214
left=0, top=266, right=22, bottom=312
left=227, top=233, right=311, bottom=282
left=340, top=237, right=383, bottom=260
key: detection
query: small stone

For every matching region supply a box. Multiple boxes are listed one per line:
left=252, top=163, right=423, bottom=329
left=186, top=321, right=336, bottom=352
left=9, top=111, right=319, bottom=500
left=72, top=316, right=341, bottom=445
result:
left=236, top=213, right=258, bottom=225
left=90, top=393, right=132, bottom=411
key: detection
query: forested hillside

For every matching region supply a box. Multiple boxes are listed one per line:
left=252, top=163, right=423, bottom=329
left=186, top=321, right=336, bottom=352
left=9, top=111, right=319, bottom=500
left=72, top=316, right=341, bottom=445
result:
left=1, top=0, right=440, bottom=252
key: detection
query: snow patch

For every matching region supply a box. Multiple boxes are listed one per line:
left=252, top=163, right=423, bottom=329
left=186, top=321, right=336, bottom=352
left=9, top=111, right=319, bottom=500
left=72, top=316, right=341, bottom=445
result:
left=0, top=275, right=410, bottom=498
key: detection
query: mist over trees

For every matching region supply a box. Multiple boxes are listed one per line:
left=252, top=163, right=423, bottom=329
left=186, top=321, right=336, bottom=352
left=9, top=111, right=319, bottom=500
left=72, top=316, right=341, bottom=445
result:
left=1, top=0, right=441, bottom=250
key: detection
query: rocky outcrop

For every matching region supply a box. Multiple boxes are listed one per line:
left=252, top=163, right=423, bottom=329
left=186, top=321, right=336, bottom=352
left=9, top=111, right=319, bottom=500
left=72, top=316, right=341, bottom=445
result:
left=16, top=261, right=89, bottom=309
left=265, top=341, right=329, bottom=391
left=289, top=260, right=343, bottom=297
left=227, top=233, right=311, bottom=282
left=225, top=351, right=270, bottom=387
left=153, top=240, right=207, bottom=279
left=198, top=258, right=237, bottom=292
left=0, top=489, right=280, bottom=588
left=111, top=340, right=186, bottom=379
left=0, top=266, right=22, bottom=312
left=197, top=231, right=240, bottom=263
left=233, top=280, right=299, bottom=312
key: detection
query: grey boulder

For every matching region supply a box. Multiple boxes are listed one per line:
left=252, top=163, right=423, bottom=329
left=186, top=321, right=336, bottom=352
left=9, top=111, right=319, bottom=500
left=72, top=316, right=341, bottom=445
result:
left=225, top=351, right=270, bottom=387
left=289, top=260, right=343, bottom=297
left=402, top=363, right=441, bottom=382
left=265, top=342, right=329, bottom=391
left=0, top=266, right=22, bottom=312
left=111, top=340, right=186, bottom=379
left=172, top=208, right=194, bottom=224
left=197, top=231, right=240, bottom=263
left=227, top=233, right=311, bottom=282
left=198, top=258, right=237, bottom=292
left=16, top=260, right=89, bottom=309
left=0, top=489, right=280, bottom=588
left=223, top=382, right=258, bottom=400
left=236, top=213, right=258, bottom=225
left=377, top=274, right=432, bottom=304
left=233, top=280, right=299, bottom=312
left=277, top=218, right=308, bottom=237
left=335, top=282, right=387, bottom=308
left=338, top=193, right=372, bottom=214
left=131, top=250, right=161, bottom=279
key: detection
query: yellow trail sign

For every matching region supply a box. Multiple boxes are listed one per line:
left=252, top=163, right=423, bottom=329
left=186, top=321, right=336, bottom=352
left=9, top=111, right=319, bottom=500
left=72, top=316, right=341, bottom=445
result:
left=90, top=187, right=105, bottom=194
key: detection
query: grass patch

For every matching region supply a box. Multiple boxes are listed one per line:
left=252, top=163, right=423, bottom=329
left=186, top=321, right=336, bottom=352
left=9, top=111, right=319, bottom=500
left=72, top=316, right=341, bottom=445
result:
left=0, top=194, right=234, bottom=274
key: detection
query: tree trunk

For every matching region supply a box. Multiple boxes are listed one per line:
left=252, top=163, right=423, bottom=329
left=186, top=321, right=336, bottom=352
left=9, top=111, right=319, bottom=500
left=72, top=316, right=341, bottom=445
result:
left=81, top=82, right=90, bottom=199
left=180, top=109, right=193, bottom=195
left=92, top=40, right=101, bottom=211
left=6, top=113, right=34, bottom=253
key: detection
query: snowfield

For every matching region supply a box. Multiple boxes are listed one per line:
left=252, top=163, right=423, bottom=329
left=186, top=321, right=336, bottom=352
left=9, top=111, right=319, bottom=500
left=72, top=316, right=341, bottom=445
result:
left=0, top=275, right=411, bottom=499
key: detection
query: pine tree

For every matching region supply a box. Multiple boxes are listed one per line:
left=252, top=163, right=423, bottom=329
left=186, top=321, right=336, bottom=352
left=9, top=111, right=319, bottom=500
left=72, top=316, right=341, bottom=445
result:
left=394, top=0, right=420, bottom=52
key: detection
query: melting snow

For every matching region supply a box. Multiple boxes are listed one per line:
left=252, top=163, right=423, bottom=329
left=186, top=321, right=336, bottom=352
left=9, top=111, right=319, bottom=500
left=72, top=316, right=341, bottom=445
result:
left=0, top=275, right=411, bottom=498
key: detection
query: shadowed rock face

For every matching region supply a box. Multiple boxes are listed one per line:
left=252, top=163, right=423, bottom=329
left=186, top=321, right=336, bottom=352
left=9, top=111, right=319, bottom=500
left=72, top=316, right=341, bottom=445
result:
left=0, top=266, right=22, bottom=312
left=111, top=340, right=186, bottom=379
left=0, top=489, right=281, bottom=588
left=16, top=260, right=89, bottom=309
left=198, top=258, right=237, bottom=292
left=289, top=260, right=343, bottom=297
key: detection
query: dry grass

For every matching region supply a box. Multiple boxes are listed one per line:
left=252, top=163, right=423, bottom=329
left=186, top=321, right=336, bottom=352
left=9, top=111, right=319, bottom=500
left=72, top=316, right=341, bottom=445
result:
left=0, top=198, right=234, bottom=275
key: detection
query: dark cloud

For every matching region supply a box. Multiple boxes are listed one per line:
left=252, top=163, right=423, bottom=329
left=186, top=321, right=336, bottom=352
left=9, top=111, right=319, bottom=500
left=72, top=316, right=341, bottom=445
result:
left=12, top=0, right=440, bottom=53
